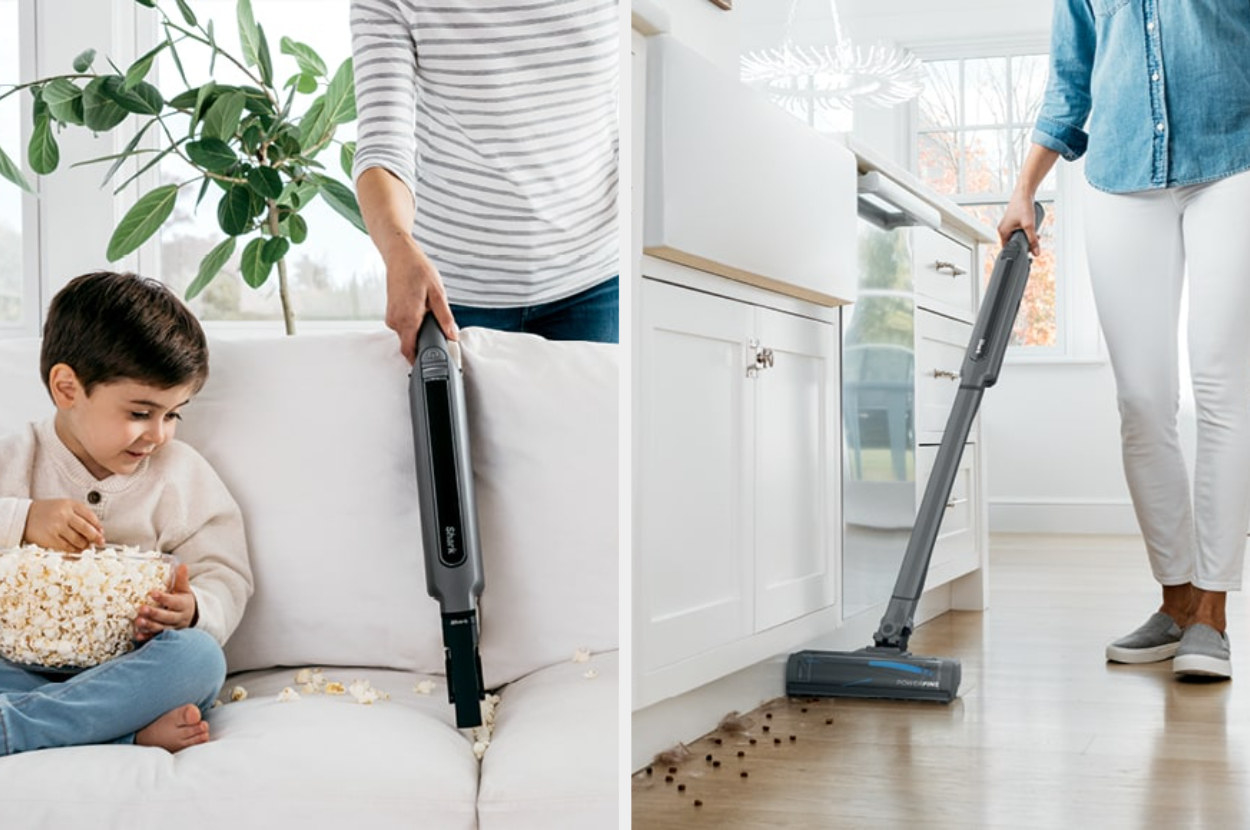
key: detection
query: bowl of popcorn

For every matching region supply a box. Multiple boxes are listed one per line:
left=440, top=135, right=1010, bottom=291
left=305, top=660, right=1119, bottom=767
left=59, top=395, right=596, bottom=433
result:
left=0, top=544, right=175, bottom=669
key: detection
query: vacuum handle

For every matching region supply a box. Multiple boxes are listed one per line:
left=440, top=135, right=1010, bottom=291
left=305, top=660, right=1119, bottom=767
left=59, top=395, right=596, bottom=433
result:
left=959, top=202, right=1044, bottom=390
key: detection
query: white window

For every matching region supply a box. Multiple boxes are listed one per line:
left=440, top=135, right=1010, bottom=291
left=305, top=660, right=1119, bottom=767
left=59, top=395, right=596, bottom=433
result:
left=914, top=54, right=1063, bottom=352
left=0, top=0, right=31, bottom=335
left=148, top=0, right=383, bottom=327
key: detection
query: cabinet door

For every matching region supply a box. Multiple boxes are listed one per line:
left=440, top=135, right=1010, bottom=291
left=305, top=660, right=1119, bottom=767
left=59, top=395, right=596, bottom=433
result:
left=916, top=442, right=979, bottom=586
left=753, top=306, right=839, bottom=631
left=637, top=279, right=755, bottom=672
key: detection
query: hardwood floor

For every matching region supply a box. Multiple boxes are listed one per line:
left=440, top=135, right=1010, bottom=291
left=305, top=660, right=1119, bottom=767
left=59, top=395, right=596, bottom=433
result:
left=631, top=534, right=1250, bottom=829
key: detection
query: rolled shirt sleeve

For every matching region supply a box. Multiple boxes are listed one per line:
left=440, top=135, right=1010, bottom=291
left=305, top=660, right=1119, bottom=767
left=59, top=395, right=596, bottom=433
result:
left=350, top=0, right=419, bottom=202
left=1033, top=0, right=1096, bottom=161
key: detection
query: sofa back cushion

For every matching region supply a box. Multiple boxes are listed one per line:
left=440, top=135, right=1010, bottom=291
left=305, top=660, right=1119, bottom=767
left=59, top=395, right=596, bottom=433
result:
left=0, top=330, right=617, bottom=687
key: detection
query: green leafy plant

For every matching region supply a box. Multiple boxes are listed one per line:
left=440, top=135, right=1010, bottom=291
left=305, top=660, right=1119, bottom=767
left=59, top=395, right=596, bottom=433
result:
left=0, top=0, right=365, bottom=334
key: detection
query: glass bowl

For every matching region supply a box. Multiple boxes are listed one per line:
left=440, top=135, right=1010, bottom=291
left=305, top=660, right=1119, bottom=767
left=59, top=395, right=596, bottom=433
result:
left=0, top=544, right=176, bottom=669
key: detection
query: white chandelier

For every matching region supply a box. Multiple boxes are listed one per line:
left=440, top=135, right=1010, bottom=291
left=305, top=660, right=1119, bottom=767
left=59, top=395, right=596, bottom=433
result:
left=740, top=0, right=926, bottom=116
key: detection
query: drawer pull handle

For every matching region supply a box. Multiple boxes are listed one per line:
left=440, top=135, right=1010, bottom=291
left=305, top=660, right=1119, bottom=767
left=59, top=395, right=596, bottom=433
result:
left=933, top=260, right=967, bottom=277
left=945, top=497, right=967, bottom=510
left=932, top=368, right=960, bottom=381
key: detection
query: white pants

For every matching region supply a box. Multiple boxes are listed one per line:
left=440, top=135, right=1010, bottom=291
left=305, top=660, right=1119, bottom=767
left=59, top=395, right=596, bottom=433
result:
left=1084, top=170, right=1250, bottom=591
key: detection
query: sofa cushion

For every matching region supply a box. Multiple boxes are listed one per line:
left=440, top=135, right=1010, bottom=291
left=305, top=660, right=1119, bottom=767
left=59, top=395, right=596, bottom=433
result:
left=0, top=330, right=617, bottom=687
left=0, top=667, right=479, bottom=830
left=459, top=328, right=618, bottom=686
left=478, top=650, right=619, bottom=829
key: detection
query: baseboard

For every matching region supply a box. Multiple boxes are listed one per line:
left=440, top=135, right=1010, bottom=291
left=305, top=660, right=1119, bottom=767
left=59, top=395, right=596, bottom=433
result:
left=989, top=498, right=1138, bottom=535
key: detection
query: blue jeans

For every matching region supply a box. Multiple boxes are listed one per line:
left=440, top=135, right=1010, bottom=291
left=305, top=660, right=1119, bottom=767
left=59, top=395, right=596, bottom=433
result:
left=0, top=628, right=225, bottom=755
left=451, top=276, right=618, bottom=343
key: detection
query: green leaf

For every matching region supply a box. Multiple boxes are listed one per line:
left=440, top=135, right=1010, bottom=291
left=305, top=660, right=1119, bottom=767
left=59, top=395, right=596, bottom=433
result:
left=261, top=235, right=289, bottom=264
left=28, top=117, right=59, bottom=174
left=73, top=49, right=96, bottom=73
left=82, top=77, right=130, bottom=131
left=340, top=141, right=355, bottom=178
left=297, top=96, right=327, bottom=149
left=195, top=175, right=212, bottom=209
left=168, top=87, right=200, bottom=110
left=43, top=79, right=84, bottom=126
left=324, top=59, right=356, bottom=126
left=280, top=37, right=327, bottom=78
left=256, top=23, right=274, bottom=88
left=112, top=141, right=181, bottom=193
left=191, top=81, right=218, bottom=133
left=134, top=0, right=156, bottom=7
left=237, top=0, right=261, bottom=69
left=202, top=91, right=246, bottom=141
left=314, top=175, right=366, bottom=233
left=241, top=123, right=262, bottom=153
left=246, top=165, right=283, bottom=199
left=285, top=72, right=318, bottom=95
left=186, top=138, right=237, bottom=173
left=99, top=118, right=156, bottom=186
left=186, top=237, right=236, bottom=300
left=107, top=184, right=179, bottom=261
left=285, top=212, right=308, bottom=244
left=174, top=0, right=197, bottom=26
left=217, top=185, right=253, bottom=235
left=111, top=80, right=164, bottom=115
left=240, top=237, right=272, bottom=287
left=165, top=31, right=189, bottom=86
left=123, top=41, right=168, bottom=91
left=0, top=143, right=34, bottom=193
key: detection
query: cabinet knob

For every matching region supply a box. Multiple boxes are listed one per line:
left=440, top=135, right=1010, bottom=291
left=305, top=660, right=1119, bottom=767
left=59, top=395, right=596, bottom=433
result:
left=755, top=348, right=775, bottom=369
left=932, top=368, right=959, bottom=381
left=933, top=260, right=967, bottom=277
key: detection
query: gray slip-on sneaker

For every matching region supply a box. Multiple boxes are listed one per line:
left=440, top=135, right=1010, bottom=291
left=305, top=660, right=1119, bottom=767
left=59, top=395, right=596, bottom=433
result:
left=1106, top=612, right=1183, bottom=664
left=1173, top=623, right=1232, bottom=679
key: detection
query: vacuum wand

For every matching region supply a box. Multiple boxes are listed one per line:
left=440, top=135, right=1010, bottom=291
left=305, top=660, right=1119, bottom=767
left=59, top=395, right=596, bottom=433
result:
left=409, top=316, right=486, bottom=728
left=786, top=203, right=1043, bottom=704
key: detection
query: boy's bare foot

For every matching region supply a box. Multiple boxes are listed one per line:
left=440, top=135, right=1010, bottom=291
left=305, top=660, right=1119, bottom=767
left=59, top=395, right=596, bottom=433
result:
left=135, top=704, right=210, bottom=752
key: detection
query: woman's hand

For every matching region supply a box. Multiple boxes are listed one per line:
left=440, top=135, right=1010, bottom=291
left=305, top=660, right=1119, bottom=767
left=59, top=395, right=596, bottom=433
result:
left=385, top=243, right=458, bottom=364
left=998, top=191, right=1042, bottom=256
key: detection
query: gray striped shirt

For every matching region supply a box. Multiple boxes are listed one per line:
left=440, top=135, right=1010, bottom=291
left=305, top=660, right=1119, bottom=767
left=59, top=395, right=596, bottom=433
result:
left=350, top=0, right=619, bottom=308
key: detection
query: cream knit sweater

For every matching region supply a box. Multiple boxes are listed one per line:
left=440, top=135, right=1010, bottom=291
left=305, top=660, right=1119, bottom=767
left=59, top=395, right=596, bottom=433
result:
left=0, top=419, right=253, bottom=646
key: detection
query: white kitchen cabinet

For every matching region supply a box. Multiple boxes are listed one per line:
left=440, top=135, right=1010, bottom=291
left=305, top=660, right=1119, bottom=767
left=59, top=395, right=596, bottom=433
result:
left=636, top=277, right=840, bottom=696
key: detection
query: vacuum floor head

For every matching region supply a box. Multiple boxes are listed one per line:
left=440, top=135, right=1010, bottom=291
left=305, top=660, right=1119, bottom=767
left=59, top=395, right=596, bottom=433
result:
left=786, top=648, right=961, bottom=704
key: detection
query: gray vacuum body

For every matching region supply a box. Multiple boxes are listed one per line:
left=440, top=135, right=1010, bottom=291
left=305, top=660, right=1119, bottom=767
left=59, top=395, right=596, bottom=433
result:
left=786, top=204, right=1044, bottom=704
left=409, top=316, right=486, bottom=727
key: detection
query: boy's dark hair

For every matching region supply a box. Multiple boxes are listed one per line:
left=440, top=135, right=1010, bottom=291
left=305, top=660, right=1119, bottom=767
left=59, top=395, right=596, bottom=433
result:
left=40, top=271, right=209, bottom=394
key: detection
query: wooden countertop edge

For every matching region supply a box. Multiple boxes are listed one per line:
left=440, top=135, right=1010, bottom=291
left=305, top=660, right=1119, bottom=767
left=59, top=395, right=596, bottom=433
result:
left=643, top=246, right=852, bottom=308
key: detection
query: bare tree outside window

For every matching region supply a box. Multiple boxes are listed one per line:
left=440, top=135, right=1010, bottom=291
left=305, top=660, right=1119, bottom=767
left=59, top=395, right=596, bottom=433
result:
left=0, top=0, right=22, bottom=325
left=916, top=55, right=1058, bottom=349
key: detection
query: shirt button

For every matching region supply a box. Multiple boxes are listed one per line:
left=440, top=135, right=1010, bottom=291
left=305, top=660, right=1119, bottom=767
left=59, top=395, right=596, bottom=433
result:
left=1147, top=21, right=1155, bottom=31
left=1152, top=73, right=1160, bottom=82
left=87, top=490, right=101, bottom=505
left=1156, top=123, right=1165, bottom=132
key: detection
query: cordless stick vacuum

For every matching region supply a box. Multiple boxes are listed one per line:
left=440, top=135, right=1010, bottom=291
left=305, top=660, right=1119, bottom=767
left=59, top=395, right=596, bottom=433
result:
left=787, top=203, right=1045, bottom=703
left=409, top=315, right=486, bottom=728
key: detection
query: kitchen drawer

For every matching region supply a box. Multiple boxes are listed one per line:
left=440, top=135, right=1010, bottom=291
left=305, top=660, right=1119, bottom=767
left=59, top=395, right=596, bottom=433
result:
left=915, top=310, right=973, bottom=443
left=916, top=442, right=976, bottom=579
left=913, top=228, right=975, bottom=319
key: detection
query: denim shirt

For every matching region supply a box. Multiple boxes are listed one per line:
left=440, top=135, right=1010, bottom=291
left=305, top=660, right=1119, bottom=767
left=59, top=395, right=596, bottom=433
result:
left=1034, top=0, right=1250, bottom=193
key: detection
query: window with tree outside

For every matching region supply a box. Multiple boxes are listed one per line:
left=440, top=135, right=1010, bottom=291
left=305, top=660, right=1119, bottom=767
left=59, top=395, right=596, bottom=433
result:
left=915, top=54, right=1058, bottom=349
left=154, top=0, right=383, bottom=325
left=0, top=0, right=22, bottom=327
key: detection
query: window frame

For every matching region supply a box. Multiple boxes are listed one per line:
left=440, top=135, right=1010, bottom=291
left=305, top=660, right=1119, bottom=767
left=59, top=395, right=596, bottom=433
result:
left=1, top=0, right=40, bottom=338
left=905, top=36, right=1103, bottom=364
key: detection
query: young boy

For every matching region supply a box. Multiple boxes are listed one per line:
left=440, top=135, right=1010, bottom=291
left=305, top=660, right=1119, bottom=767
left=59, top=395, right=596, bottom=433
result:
left=0, top=271, right=253, bottom=755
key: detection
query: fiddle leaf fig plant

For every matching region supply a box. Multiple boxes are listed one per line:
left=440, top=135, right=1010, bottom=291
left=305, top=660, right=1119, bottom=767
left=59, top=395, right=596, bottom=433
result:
left=0, top=0, right=365, bottom=334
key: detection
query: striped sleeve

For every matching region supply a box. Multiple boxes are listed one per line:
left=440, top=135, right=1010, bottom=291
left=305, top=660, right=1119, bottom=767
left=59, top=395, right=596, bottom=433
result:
left=350, top=0, right=419, bottom=199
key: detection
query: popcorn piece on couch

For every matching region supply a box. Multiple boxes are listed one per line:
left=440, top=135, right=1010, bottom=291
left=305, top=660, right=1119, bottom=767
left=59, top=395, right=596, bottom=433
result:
left=348, top=678, right=384, bottom=705
left=276, top=687, right=300, bottom=703
left=230, top=685, right=248, bottom=702
left=583, top=669, right=599, bottom=680
left=414, top=679, right=436, bottom=696
left=572, top=647, right=592, bottom=663
left=472, top=741, right=489, bottom=760
left=325, top=682, right=346, bottom=695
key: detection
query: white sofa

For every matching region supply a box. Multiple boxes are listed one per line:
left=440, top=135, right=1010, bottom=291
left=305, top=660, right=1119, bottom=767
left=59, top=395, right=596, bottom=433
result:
left=0, top=329, right=619, bottom=829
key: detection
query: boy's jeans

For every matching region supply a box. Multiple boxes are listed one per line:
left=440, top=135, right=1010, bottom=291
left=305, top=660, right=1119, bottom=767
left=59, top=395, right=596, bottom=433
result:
left=450, top=276, right=619, bottom=344
left=0, top=628, right=225, bottom=755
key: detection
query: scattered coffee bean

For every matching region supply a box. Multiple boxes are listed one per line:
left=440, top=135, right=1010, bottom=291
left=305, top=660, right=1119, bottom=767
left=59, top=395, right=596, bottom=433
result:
left=668, top=766, right=677, bottom=774
left=737, top=751, right=745, bottom=757
left=774, top=738, right=781, bottom=745
left=645, top=766, right=653, bottom=776
left=678, top=784, right=686, bottom=792
left=694, top=800, right=703, bottom=807
left=790, top=735, right=797, bottom=742
left=705, top=754, right=713, bottom=762
left=665, top=775, right=673, bottom=783
left=741, top=771, right=749, bottom=778
left=713, top=760, right=721, bottom=768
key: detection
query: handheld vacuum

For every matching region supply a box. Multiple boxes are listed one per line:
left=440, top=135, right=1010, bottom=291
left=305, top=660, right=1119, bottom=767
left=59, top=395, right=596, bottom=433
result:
left=409, top=315, right=486, bottom=728
left=787, top=203, right=1044, bottom=703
